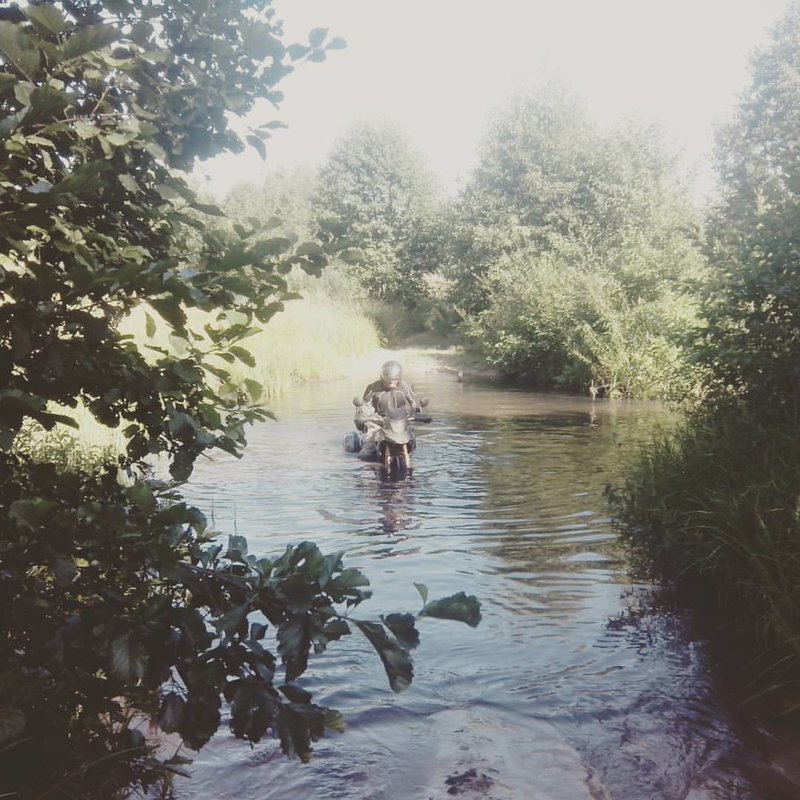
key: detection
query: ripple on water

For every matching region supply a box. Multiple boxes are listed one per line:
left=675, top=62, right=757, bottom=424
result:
left=177, top=365, right=759, bottom=800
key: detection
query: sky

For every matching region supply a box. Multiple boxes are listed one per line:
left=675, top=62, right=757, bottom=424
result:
left=194, top=0, right=793, bottom=202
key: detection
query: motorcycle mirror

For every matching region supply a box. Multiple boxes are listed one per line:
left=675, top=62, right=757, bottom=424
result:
left=420, top=398, right=429, bottom=408
left=353, top=396, right=364, bottom=406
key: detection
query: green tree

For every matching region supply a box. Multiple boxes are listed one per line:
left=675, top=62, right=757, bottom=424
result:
left=448, top=86, right=707, bottom=396
left=703, top=1, right=800, bottom=409
left=314, top=119, right=442, bottom=305
left=223, top=166, right=319, bottom=244
left=0, top=4, right=479, bottom=798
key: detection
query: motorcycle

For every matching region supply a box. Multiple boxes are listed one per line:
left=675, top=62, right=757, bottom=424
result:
left=345, top=395, right=430, bottom=477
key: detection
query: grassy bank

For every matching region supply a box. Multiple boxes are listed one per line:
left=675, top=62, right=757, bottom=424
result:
left=16, top=295, right=381, bottom=465
left=613, top=402, right=800, bottom=717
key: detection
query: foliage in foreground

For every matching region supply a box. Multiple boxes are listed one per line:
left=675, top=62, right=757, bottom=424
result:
left=0, top=3, right=479, bottom=798
left=1, top=452, right=480, bottom=797
left=614, top=1, right=800, bottom=714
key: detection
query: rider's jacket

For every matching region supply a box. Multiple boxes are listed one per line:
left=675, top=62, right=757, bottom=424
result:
left=362, top=379, right=421, bottom=416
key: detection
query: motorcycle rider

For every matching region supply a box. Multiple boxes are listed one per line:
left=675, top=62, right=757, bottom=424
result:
left=363, top=360, right=421, bottom=414
left=355, top=360, right=422, bottom=460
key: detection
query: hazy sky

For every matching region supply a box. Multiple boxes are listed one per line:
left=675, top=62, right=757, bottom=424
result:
left=194, top=0, right=792, bottom=201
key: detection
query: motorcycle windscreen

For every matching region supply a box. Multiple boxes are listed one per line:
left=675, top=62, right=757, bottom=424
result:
left=383, top=405, right=413, bottom=444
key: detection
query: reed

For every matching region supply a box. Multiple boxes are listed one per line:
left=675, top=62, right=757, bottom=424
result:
left=614, top=403, right=800, bottom=714
left=16, top=295, right=380, bottom=465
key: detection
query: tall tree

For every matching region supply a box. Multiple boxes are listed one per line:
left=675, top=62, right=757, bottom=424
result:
left=314, top=120, right=441, bottom=305
left=223, top=166, right=319, bottom=244
left=0, top=4, right=478, bottom=798
left=704, top=0, right=800, bottom=410
left=447, top=86, right=707, bottom=397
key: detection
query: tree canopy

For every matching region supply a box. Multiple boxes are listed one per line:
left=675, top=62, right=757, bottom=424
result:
left=314, top=119, right=442, bottom=305
left=703, top=0, right=800, bottom=410
left=444, top=86, right=708, bottom=397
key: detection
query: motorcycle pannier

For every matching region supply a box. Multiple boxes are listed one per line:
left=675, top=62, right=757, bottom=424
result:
left=344, top=431, right=363, bottom=452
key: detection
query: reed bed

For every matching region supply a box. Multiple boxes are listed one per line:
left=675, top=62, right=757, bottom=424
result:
left=614, top=404, right=800, bottom=714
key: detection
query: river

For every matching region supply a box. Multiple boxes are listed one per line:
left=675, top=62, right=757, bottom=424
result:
left=174, top=350, right=769, bottom=800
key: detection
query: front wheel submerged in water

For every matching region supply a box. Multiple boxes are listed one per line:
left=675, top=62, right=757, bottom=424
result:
left=380, top=441, right=412, bottom=478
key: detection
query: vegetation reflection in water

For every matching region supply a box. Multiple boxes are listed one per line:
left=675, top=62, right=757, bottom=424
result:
left=178, top=365, right=762, bottom=800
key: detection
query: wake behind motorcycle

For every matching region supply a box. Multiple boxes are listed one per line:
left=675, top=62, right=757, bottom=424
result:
left=345, top=395, right=430, bottom=477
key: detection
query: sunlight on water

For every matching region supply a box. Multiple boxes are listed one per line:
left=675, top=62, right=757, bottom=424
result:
left=177, top=353, right=758, bottom=800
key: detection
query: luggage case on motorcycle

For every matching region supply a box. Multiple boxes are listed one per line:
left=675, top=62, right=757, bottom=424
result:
left=344, top=431, right=363, bottom=452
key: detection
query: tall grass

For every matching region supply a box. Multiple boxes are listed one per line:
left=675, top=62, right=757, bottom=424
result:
left=16, top=294, right=380, bottom=465
left=613, top=402, right=800, bottom=714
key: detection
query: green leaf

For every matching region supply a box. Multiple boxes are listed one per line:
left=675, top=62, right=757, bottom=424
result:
left=324, top=708, right=346, bottom=733
left=317, top=551, right=343, bottom=589
left=338, top=248, right=364, bottom=264
left=158, top=693, right=186, bottom=734
left=355, top=621, right=413, bottom=692
left=61, top=24, right=120, bottom=61
left=169, top=449, right=194, bottom=482
left=26, top=4, right=69, bottom=36
left=228, top=346, right=256, bottom=367
left=419, top=592, right=482, bottom=628
left=382, top=613, right=420, bottom=650
left=9, top=498, right=58, bottom=531
left=0, top=708, right=26, bottom=744
left=250, top=622, right=268, bottom=641
left=322, top=619, right=350, bottom=641
left=38, top=411, right=79, bottom=430
left=308, top=28, right=328, bottom=48
left=145, top=311, right=156, bottom=338
left=287, top=43, right=310, bottom=60
left=246, top=133, right=267, bottom=161
left=278, top=617, right=311, bottom=682
left=74, top=120, right=99, bottom=139
left=279, top=682, right=312, bottom=704
left=110, top=633, right=149, bottom=683
left=244, top=378, right=263, bottom=402
left=25, top=84, right=69, bottom=121
left=150, top=296, right=187, bottom=331
left=192, top=202, right=226, bottom=217
left=413, top=582, right=428, bottom=605
left=126, top=481, right=156, bottom=513
left=52, top=161, right=110, bottom=196
left=276, top=702, right=325, bottom=762
left=14, top=81, right=31, bottom=106
left=231, top=682, right=274, bottom=742
left=216, top=602, right=251, bottom=637
left=0, top=21, right=41, bottom=80
left=52, top=557, right=78, bottom=586
left=167, top=410, right=197, bottom=436
left=326, top=567, right=370, bottom=593
left=296, top=241, right=325, bottom=259
left=326, top=37, right=347, bottom=51
left=254, top=237, right=292, bottom=257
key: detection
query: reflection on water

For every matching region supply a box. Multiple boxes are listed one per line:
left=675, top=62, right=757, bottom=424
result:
left=177, top=355, right=759, bottom=800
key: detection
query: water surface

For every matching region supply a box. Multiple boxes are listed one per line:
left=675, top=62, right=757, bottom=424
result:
left=177, top=353, right=758, bottom=800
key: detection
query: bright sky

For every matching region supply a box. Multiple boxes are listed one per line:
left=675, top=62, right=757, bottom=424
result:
left=194, top=0, right=792, bottom=202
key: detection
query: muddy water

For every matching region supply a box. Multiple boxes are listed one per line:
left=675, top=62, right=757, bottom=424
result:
left=176, top=352, right=761, bottom=800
